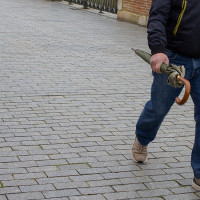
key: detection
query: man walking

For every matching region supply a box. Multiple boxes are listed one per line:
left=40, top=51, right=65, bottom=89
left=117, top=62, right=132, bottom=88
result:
left=132, top=0, right=200, bottom=190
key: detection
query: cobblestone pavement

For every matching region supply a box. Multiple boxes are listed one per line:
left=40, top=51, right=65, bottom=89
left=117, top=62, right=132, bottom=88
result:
left=0, top=0, right=199, bottom=199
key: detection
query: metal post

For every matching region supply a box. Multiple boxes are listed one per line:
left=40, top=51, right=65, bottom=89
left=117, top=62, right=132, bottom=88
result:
left=99, top=0, right=103, bottom=13
left=83, top=0, right=88, bottom=8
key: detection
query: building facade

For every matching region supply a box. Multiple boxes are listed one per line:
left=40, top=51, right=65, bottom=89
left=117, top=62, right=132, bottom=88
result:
left=117, top=0, right=152, bottom=26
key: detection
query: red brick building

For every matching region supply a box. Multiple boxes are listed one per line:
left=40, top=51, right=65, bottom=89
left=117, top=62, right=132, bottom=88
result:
left=117, top=0, right=152, bottom=26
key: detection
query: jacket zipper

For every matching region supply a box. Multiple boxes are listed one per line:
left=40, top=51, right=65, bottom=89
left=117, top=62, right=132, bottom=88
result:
left=173, top=0, right=187, bottom=37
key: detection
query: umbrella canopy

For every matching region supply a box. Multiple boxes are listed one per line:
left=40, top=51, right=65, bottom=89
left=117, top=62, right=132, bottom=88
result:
left=132, top=48, right=185, bottom=88
left=132, top=48, right=191, bottom=105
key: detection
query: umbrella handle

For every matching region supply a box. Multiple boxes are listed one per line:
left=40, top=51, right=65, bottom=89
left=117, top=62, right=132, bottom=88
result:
left=175, top=76, right=191, bottom=105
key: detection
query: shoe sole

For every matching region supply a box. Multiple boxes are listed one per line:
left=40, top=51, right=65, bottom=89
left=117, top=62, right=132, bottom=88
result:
left=192, top=180, right=200, bottom=190
left=132, top=155, right=148, bottom=164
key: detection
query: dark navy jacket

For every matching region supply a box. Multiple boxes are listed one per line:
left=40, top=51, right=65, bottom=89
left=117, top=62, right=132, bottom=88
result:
left=147, top=0, right=200, bottom=58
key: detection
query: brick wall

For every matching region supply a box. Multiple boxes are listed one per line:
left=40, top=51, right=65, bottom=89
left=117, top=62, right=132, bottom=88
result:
left=117, top=0, right=152, bottom=26
left=123, top=0, right=152, bottom=17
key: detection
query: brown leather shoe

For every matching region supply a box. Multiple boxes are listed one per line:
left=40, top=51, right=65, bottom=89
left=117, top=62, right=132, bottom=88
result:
left=132, top=137, right=148, bottom=163
left=192, top=177, right=200, bottom=190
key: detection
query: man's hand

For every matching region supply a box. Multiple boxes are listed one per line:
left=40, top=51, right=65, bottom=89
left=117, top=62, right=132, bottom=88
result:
left=150, top=53, right=169, bottom=73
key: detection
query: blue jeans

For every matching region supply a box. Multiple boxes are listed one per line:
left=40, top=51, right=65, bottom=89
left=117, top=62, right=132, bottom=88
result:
left=135, top=49, right=200, bottom=178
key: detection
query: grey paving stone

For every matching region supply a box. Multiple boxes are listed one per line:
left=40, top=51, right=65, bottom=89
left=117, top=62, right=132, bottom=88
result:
left=85, top=146, right=115, bottom=151
left=167, top=161, right=191, bottom=168
left=89, top=161, right=120, bottom=168
left=175, top=156, right=191, bottom=162
left=44, top=198, right=68, bottom=200
left=148, top=157, right=178, bottom=164
left=107, top=165, right=141, bottom=173
left=96, top=155, right=127, bottom=162
left=176, top=178, right=192, bottom=186
left=0, top=151, right=29, bottom=157
left=43, top=189, right=80, bottom=198
left=120, top=176, right=153, bottom=184
left=0, top=195, right=8, bottom=200
left=20, top=184, right=55, bottom=192
left=0, top=142, right=21, bottom=148
left=14, top=172, right=47, bottom=180
left=6, top=192, right=44, bottom=200
left=0, top=0, right=198, bottom=199
left=170, top=186, right=196, bottom=194
left=0, top=161, right=38, bottom=169
left=0, top=168, right=27, bottom=175
left=161, top=146, right=191, bottom=152
left=27, top=166, right=58, bottom=173
left=0, top=156, right=19, bottom=163
left=57, top=147, right=87, bottom=154
left=49, top=153, right=79, bottom=160
left=69, top=142, right=98, bottom=148
left=0, top=187, right=21, bottom=194
left=103, top=191, right=140, bottom=199
left=87, top=179, right=122, bottom=187
left=69, top=194, right=106, bottom=200
left=54, top=182, right=89, bottom=190
left=0, top=175, right=13, bottom=181
left=133, top=169, right=166, bottom=176
left=45, top=170, right=78, bottom=177
left=66, top=157, right=98, bottom=164
left=145, top=180, right=180, bottom=189
left=138, top=163, right=169, bottom=170
left=57, top=163, right=90, bottom=170
left=112, top=183, right=147, bottom=191
left=133, top=198, right=163, bottom=200
left=163, top=193, right=199, bottom=200
left=37, top=177, right=70, bottom=185
left=180, top=172, right=194, bottom=179
left=70, top=174, right=104, bottom=182
left=102, top=172, right=135, bottom=179
left=150, top=174, right=183, bottom=181
left=152, top=151, right=182, bottom=158
left=78, top=151, right=109, bottom=157
left=78, top=186, right=114, bottom=195
left=28, top=149, right=58, bottom=155
left=77, top=168, right=110, bottom=175
left=18, top=155, right=50, bottom=161
left=137, top=188, right=173, bottom=197
left=21, top=140, right=50, bottom=146
left=2, top=179, right=37, bottom=187
left=163, top=167, right=192, bottom=174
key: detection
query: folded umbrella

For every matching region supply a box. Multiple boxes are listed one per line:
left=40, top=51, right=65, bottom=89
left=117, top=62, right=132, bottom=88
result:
left=132, top=48, right=191, bottom=105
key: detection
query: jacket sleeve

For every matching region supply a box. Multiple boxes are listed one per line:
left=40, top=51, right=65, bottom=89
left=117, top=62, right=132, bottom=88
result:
left=147, top=0, right=173, bottom=55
